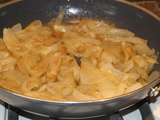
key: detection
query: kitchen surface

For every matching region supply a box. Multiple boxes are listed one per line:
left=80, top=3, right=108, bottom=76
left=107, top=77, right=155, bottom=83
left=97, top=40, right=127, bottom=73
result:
left=0, top=0, right=160, bottom=120
left=132, top=0, right=160, bottom=18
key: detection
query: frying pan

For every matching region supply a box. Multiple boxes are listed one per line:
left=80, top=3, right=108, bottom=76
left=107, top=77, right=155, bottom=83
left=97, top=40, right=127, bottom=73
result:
left=0, top=0, right=160, bottom=119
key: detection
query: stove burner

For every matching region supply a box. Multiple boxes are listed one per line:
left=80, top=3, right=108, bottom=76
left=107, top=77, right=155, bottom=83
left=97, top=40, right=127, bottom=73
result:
left=6, top=98, right=154, bottom=120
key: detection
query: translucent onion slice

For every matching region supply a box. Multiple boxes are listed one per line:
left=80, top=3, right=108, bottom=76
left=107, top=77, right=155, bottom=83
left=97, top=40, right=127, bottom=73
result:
left=3, top=28, right=29, bottom=56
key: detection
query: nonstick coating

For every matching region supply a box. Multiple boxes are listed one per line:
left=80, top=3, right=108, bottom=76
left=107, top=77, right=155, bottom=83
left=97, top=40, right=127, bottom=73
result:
left=0, top=0, right=160, bottom=119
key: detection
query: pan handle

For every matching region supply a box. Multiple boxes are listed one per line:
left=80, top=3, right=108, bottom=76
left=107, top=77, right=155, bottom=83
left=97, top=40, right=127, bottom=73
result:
left=149, top=83, right=160, bottom=97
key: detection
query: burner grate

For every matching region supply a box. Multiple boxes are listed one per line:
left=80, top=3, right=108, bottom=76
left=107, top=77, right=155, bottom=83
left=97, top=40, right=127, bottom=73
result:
left=139, top=102, right=155, bottom=120
left=7, top=98, right=155, bottom=120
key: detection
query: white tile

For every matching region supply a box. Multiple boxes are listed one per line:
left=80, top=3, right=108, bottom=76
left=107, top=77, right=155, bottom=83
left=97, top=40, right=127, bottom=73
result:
left=0, top=101, right=6, bottom=120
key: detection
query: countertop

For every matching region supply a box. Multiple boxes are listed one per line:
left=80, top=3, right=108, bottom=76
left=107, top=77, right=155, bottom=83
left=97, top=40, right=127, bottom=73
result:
left=132, top=0, right=160, bottom=18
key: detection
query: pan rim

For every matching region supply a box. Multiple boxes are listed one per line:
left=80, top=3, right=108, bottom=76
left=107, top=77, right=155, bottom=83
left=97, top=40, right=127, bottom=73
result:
left=0, top=77, right=159, bottom=105
left=116, top=0, right=160, bottom=21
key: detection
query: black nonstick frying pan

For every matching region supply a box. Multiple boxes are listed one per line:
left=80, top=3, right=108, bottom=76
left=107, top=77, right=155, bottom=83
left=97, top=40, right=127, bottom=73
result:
left=0, top=0, right=160, bottom=119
